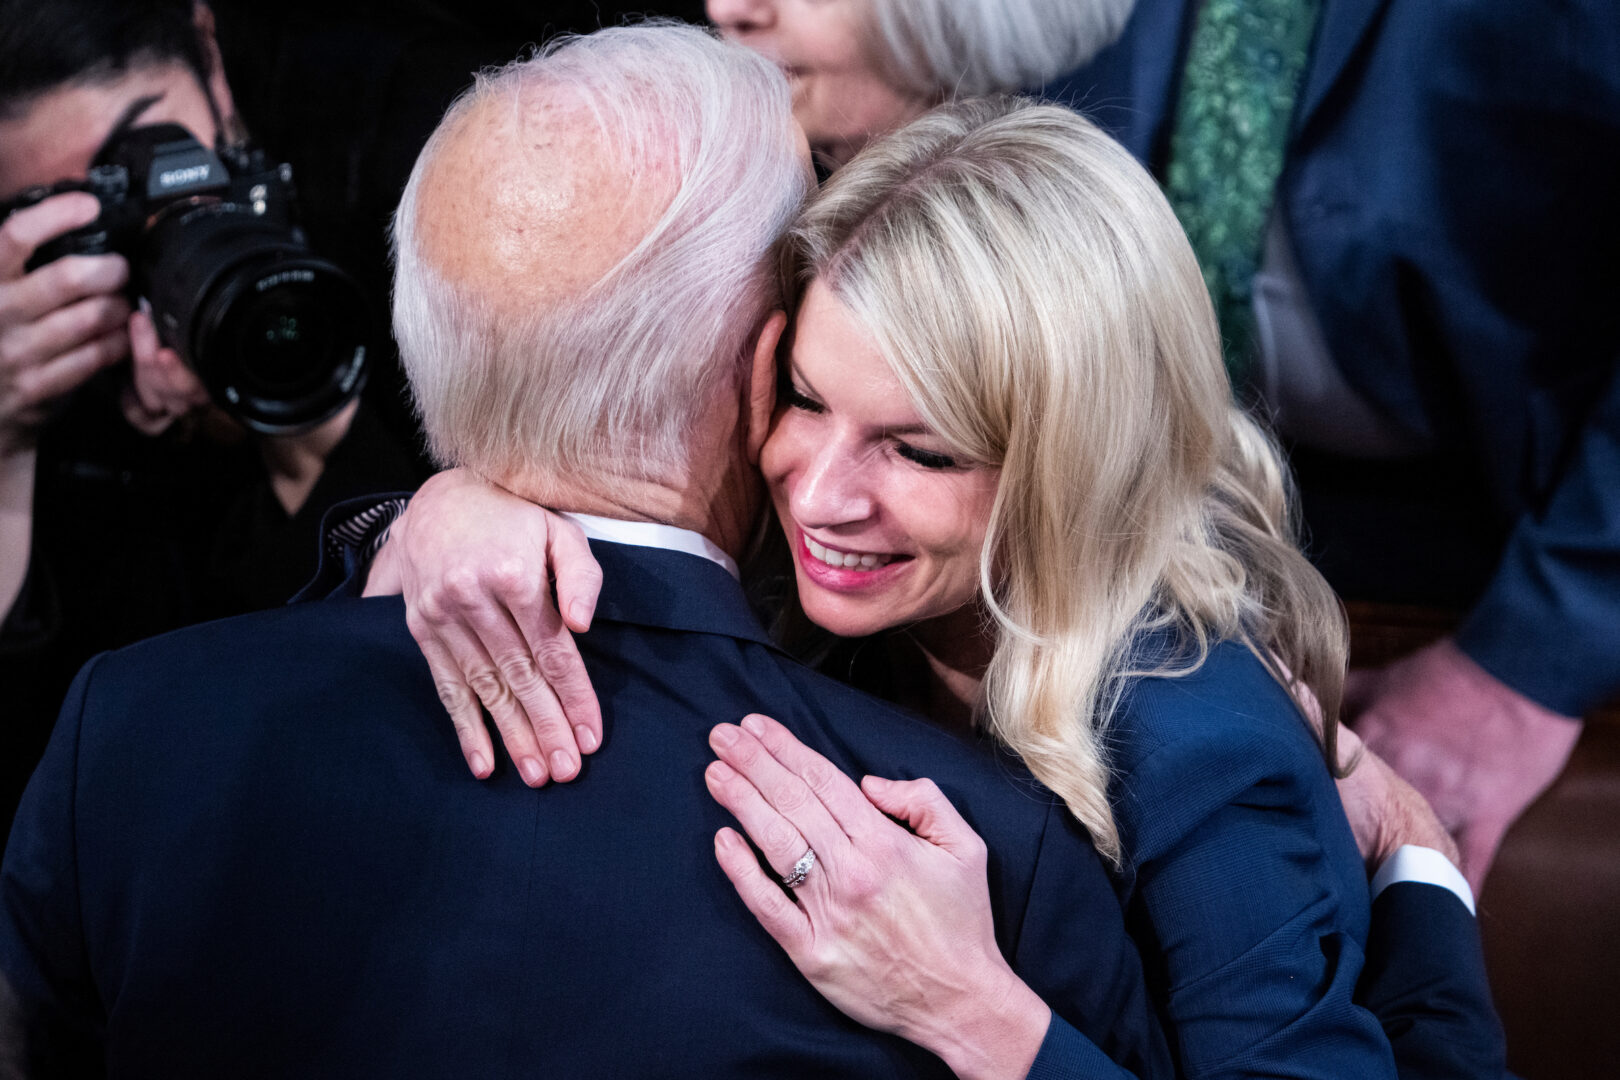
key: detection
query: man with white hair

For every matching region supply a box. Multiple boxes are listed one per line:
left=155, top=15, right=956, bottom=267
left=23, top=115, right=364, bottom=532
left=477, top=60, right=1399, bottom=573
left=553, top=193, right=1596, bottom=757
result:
left=0, top=24, right=1171, bottom=1078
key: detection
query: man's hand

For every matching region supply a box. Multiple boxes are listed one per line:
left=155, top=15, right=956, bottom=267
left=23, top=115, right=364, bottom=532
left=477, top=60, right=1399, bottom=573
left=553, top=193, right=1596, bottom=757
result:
left=1347, top=637, right=1582, bottom=892
left=1334, top=723, right=1459, bottom=872
left=0, top=192, right=132, bottom=455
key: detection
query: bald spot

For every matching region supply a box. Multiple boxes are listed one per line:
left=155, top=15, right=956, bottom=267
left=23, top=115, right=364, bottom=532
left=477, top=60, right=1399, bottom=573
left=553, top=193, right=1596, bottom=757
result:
left=410, top=89, right=676, bottom=315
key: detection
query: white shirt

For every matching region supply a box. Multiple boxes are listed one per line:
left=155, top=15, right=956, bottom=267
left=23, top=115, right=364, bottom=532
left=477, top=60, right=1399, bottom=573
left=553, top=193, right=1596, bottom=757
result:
left=558, top=512, right=740, bottom=580
left=1372, top=845, right=1477, bottom=916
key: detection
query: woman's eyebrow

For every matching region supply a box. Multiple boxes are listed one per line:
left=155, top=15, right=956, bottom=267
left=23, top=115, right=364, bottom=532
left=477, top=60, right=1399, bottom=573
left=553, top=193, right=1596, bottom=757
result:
left=91, top=92, right=166, bottom=162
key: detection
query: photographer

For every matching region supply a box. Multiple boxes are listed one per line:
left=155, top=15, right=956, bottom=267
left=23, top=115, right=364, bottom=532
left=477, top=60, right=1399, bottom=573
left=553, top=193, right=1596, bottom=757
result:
left=0, top=0, right=418, bottom=835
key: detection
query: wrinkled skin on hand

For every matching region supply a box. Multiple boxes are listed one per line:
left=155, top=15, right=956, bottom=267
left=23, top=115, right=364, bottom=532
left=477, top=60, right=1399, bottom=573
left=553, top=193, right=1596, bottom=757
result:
left=367, top=468, right=605, bottom=787
left=1347, top=637, right=1581, bottom=892
left=1333, top=723, right=1459, bottom=872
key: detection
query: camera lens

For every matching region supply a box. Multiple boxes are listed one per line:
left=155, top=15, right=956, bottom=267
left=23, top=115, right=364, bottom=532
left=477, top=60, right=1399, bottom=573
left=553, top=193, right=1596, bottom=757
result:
left=141, top=202, right=373, bottom=434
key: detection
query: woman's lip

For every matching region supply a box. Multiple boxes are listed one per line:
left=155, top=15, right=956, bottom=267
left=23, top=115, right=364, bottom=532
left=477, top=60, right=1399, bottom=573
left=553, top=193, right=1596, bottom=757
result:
left=794, top=529, right=911, bottom=593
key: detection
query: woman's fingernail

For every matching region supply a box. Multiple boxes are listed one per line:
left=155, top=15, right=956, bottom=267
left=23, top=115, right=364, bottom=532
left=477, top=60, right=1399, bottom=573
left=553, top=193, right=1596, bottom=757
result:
left=708, top=760, right=736, bottom=782
left=469, top=752, right=490, bottom=777
left=520, top=757, right=546, bottom=785
left=741, top=715, right=766, bottom=736
left=550, top=750, right=575, bottom=779
left=569, top=601, right=593, bottom=629
left=863, top=775, right=889, bottom=792
left=575, top=725, right=598, bottom=753
left=711, top=724, right=738, bottom=747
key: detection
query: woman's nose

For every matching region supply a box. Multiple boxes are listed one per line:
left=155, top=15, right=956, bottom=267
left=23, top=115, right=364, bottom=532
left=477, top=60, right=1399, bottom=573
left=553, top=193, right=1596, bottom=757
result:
left=706, top=0, right=775, bottom=32
left=791, top=437, right=875, bottom=528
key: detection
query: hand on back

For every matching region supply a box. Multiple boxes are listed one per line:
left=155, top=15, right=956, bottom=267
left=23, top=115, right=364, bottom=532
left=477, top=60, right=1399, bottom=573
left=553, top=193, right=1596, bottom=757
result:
left=373, top=468, right=605, bottom=786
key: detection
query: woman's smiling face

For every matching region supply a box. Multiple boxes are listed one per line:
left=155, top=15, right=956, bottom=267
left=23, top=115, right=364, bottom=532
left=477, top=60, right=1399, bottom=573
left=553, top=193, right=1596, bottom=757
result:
left=761, top=280, right=999, bottom=639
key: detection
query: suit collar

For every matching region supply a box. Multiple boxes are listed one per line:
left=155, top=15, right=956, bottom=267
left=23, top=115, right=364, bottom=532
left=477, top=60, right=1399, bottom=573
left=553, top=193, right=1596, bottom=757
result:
left=588, top=539, right=777, bottom=650
left=1295, top=0, right=1392, bottom=136
left=559, top=512, right=740, bottom=580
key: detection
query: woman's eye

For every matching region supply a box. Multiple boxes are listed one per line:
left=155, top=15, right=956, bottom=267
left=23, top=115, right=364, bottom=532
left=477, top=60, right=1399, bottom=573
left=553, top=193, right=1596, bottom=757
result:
left=895, top=443, right=958, bottom=470
left=782, top=383, right=825, bottom=414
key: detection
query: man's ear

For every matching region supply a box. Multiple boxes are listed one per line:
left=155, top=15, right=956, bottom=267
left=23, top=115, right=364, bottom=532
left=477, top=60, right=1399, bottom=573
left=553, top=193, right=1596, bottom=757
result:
left=744, top=310, right=787, bottom=466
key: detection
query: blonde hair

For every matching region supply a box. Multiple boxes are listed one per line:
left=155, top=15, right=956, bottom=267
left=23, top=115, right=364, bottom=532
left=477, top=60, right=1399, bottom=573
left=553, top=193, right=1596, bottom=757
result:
left=392, top=23, right=810, bottom=487
left=783, top=98, right=1347, bottom=864
left=863, top=0, right=1134, bottom=99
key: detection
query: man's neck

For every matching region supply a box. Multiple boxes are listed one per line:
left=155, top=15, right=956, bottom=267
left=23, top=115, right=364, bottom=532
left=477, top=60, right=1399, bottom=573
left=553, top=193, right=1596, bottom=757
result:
left=505, top=460, right=760, bottom=565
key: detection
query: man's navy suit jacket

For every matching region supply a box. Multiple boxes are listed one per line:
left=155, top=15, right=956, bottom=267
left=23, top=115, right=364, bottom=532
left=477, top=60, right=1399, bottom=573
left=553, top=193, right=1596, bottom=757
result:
left=0, top=540, right=1171, bottom=1078
left=1051, top=0, right=1620, bottom=716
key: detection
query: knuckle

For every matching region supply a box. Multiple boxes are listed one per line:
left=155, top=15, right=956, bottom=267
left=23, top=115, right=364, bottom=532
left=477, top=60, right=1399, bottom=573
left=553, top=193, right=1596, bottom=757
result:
left=532, top=640, right=578, bottom=681
left=762, top=820, right=799, bottom=855
left=489, top=557, right=537, bottom=598
left=771, top=780, right=811, bottom=815
left=841, top=866, right=880, bottom=903
left=442, top=566, right=488, bottom=608
left=433, top=679, right=477, bottom=715
left=465, top=667, right=510, bottom=707
left=495, top=649, right=542, bottom=689
left=802, top=760, right=841, bottom=797
left=409, top=589, right=443, bottom=623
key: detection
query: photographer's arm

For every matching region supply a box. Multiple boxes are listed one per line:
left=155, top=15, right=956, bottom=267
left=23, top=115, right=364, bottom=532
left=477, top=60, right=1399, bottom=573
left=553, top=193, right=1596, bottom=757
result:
left=0, top=193, right=132, bottom=621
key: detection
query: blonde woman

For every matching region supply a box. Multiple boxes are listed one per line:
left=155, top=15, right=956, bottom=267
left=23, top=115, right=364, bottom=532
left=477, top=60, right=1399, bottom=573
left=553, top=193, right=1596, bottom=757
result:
left=352, top=99, right=1497, bottom=1077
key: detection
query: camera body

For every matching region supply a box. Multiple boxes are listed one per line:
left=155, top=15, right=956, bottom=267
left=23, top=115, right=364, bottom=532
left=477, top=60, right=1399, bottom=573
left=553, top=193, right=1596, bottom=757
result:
left=3, top=124, right=371, bottom=434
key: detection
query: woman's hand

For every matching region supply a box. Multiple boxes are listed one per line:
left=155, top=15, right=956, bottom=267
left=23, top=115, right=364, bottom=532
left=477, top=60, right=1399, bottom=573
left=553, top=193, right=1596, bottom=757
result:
left=370, top=468, right=605, bottom=787
left=705, top=713, right=1051, bottom=1080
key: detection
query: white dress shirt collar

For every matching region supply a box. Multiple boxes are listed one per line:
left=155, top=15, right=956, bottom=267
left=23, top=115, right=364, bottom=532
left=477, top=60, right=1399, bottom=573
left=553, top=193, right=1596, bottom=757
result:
left=557, top=512, right=740, bottom=580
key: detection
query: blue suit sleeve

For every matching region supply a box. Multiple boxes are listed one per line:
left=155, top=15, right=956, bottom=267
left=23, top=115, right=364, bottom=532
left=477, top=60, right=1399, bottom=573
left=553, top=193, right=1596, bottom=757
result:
left=1114, top=681, right=1397, bottom=1079
left=1456, top=355, right=1620, bottom=716
left=1025, top=1014, right=1139, bottom=1080
left=0, top=653, right=106, bottom=1075
left=1358, top=882, right=1508, bottom=1080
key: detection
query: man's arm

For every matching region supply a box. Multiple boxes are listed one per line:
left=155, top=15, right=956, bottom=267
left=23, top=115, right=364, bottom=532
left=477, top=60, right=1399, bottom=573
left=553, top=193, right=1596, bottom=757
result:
left=1336, top=728, right=1509, bottom=1079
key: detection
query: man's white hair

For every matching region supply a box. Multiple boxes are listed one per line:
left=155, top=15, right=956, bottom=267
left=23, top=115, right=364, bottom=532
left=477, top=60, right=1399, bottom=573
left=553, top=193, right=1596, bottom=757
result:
left=391, top=22, right=810, bottom=486
left=868, top=0, right=1136, bottom=98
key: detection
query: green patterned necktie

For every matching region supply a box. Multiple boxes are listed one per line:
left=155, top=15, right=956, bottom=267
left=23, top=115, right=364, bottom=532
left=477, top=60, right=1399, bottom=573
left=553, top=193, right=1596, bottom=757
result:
left=1164, top=0, right=1322, bottom=391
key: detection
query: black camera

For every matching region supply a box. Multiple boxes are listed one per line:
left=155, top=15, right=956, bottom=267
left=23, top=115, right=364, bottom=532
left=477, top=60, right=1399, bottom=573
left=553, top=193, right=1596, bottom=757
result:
left=1, top=124, right=371, bottom=434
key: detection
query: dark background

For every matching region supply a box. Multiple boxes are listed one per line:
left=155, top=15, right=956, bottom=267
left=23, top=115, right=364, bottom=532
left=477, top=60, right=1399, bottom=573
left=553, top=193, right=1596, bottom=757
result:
left=211, top=1, right=706, bottom=465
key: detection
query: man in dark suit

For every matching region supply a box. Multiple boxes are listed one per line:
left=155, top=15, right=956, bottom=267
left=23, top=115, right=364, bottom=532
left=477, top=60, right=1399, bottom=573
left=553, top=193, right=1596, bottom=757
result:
left=1052, top=0, right=1619, bottom=891
left=0, top=24, right=1170, bottom=1079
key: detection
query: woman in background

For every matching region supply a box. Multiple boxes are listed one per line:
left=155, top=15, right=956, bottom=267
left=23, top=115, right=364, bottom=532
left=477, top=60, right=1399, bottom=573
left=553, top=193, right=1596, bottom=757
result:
left=705, top=0, right=1133, bottom=168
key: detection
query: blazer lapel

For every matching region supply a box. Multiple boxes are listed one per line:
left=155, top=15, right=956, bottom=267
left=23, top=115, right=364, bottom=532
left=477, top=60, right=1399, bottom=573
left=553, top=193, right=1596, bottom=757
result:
left=1294, top=0, right=1393, bottom=136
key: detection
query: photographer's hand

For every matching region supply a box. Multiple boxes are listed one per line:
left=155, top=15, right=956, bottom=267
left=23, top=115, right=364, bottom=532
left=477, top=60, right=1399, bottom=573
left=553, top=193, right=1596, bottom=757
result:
left=1, top=192, right=133, bottom=618
left=120, top=302, right=209, bottom=436
left=0, top=192, right=132, bottom=455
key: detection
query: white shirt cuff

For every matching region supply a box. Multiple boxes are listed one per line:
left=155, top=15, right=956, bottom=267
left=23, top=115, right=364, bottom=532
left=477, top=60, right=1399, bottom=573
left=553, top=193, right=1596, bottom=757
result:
left=1370, top=844, right=1476, bottom=916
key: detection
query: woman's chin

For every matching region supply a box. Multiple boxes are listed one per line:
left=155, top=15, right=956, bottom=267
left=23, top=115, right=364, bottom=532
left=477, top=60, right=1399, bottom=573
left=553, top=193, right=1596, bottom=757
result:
left=797, top=589, right=891, bottom=640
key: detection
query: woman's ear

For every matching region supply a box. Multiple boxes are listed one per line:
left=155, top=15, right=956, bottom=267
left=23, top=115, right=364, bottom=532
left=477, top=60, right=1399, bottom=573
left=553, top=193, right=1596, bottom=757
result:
left=745, top=310, right=788, bottom=465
